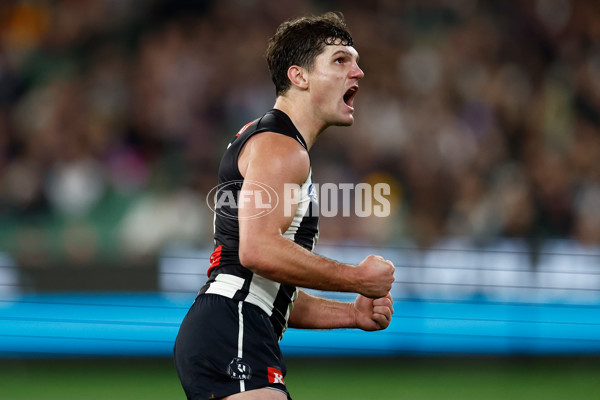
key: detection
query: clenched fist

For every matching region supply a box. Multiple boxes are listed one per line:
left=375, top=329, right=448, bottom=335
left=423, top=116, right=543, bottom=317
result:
left=355, top=255, right=395, bottom=299
left=354, top=292, right=394, bottom=331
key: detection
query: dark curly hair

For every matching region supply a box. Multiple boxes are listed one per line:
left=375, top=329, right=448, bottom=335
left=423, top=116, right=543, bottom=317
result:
left=265, top=12, right=354, bottom=96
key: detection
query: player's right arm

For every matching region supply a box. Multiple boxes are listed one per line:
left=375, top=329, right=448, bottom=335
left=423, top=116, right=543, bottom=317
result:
left=237, top=132, right=394, bottom=298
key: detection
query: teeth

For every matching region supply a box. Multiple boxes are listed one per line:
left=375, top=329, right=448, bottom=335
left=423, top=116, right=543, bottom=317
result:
left=344, top=87, right=357, bottom=104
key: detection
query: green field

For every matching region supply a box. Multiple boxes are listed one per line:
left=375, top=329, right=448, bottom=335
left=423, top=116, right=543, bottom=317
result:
left=1, top=357, right=599, bottom=400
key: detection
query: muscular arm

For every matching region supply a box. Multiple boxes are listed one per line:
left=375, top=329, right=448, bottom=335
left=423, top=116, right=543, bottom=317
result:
left=237, top=132, right=394, bottom=299
left=289, top=290, right=394, bottom=331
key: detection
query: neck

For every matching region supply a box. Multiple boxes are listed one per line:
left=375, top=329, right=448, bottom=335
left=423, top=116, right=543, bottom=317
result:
left=273, top=96, right=328, bottom=150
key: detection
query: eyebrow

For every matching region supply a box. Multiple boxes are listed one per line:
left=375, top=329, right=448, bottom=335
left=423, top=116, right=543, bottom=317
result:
left=331, top=49, right=360, bottom=63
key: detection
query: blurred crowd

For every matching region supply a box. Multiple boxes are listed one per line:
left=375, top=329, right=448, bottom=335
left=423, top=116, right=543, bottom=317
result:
left=1, top=0, right=599, bottom=268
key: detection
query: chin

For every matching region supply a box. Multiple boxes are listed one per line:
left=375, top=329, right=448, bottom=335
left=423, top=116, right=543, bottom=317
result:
left=334, top=116, right=355, bottom=127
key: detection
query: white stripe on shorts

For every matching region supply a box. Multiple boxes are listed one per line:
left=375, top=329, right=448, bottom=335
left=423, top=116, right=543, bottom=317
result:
left=238, top=301, right=245, bottom=393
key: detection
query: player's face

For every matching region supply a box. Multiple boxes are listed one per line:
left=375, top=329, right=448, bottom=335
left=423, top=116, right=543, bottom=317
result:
left=308, top=44, right=364, bottom=127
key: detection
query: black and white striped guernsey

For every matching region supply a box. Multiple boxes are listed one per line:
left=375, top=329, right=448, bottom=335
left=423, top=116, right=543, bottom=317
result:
left=199, top=109, right=319, bottom=339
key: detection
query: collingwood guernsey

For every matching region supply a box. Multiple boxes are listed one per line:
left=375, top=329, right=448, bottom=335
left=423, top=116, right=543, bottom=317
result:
left=200, top=109, right=319, bottom=339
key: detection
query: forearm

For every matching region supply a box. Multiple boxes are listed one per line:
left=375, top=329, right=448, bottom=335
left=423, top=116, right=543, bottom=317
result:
left=288, top=290, right=356, bottom=330
left=240, top=234, right=360, bottom=294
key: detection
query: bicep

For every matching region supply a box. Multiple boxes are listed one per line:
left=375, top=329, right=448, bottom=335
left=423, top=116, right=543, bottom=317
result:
left=237, top=133, right=310, bottom=250
left=238, top=165, right=298, bottom=238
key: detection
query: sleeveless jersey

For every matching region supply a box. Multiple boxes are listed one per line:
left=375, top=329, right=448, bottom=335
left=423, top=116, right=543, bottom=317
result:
left=199, top=109, right=319, bottom=339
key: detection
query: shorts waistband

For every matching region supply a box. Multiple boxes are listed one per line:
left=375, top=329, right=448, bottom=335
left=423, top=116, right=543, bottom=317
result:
left=203, top=273, right=274, bottom=317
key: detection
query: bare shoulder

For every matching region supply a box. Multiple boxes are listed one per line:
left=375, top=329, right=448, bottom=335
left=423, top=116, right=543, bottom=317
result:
left=239, top=131, right=310, bottom=184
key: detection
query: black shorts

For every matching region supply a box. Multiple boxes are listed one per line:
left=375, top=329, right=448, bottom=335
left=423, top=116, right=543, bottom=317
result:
left=174, top=294, right=291, bottom=400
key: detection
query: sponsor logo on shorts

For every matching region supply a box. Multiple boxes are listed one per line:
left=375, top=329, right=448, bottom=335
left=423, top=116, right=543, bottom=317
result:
left=268, top=367, right=285, bottom=385
left=227, top=357, right=252, bottom=380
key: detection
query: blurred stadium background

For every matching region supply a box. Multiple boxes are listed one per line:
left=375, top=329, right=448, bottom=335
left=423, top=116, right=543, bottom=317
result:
left=1, top=0, right=599, bottom=398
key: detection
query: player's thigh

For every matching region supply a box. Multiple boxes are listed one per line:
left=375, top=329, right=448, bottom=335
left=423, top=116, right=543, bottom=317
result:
left=222, top=387, right=287, bottom=400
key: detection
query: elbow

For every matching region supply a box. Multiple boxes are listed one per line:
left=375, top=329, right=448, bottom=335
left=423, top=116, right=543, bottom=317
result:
left=238, top=241, right=258, bottom=269
left=238, top=235, right=282, bottom=281
left=238, top=237, right=267, bottom=272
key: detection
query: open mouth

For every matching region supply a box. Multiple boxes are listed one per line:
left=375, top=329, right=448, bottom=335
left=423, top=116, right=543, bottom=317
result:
left=343, top=86, right=358, bottom=108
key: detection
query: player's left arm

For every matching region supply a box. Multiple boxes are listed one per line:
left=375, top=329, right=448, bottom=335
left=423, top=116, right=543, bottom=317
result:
left=288, top=290, right=394, bottom=331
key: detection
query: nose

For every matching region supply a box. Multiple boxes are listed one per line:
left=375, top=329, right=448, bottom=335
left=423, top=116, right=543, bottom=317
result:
left=352, top=63, right=365, bottom=80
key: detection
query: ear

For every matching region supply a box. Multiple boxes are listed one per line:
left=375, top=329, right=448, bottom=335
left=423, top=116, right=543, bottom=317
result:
left=287, top=65, right=309, bottom=90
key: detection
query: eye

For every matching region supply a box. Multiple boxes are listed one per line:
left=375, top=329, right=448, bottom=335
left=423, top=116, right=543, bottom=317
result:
left=335, top=57, right=346, bottom=64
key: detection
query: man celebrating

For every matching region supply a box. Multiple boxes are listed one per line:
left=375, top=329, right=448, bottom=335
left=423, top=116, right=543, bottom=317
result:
left=174, top=12, right=395, bottom=400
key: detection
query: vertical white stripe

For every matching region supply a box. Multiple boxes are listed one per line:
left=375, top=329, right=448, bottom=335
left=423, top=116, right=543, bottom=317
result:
left=247, top=274, right=280, bottom=315
left=238, top=301, right=245, bottom=392
left=282, top=174, right=311, bottom=240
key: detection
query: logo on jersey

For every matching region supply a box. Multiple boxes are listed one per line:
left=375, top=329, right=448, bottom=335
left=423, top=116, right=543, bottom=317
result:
left=227, top=357, right=252, bottom=380
left=307, top=183, right=318, bottom=205
left=207, top=180, right=279, bottom=220
left=268, top=367, right=285, bottom=385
